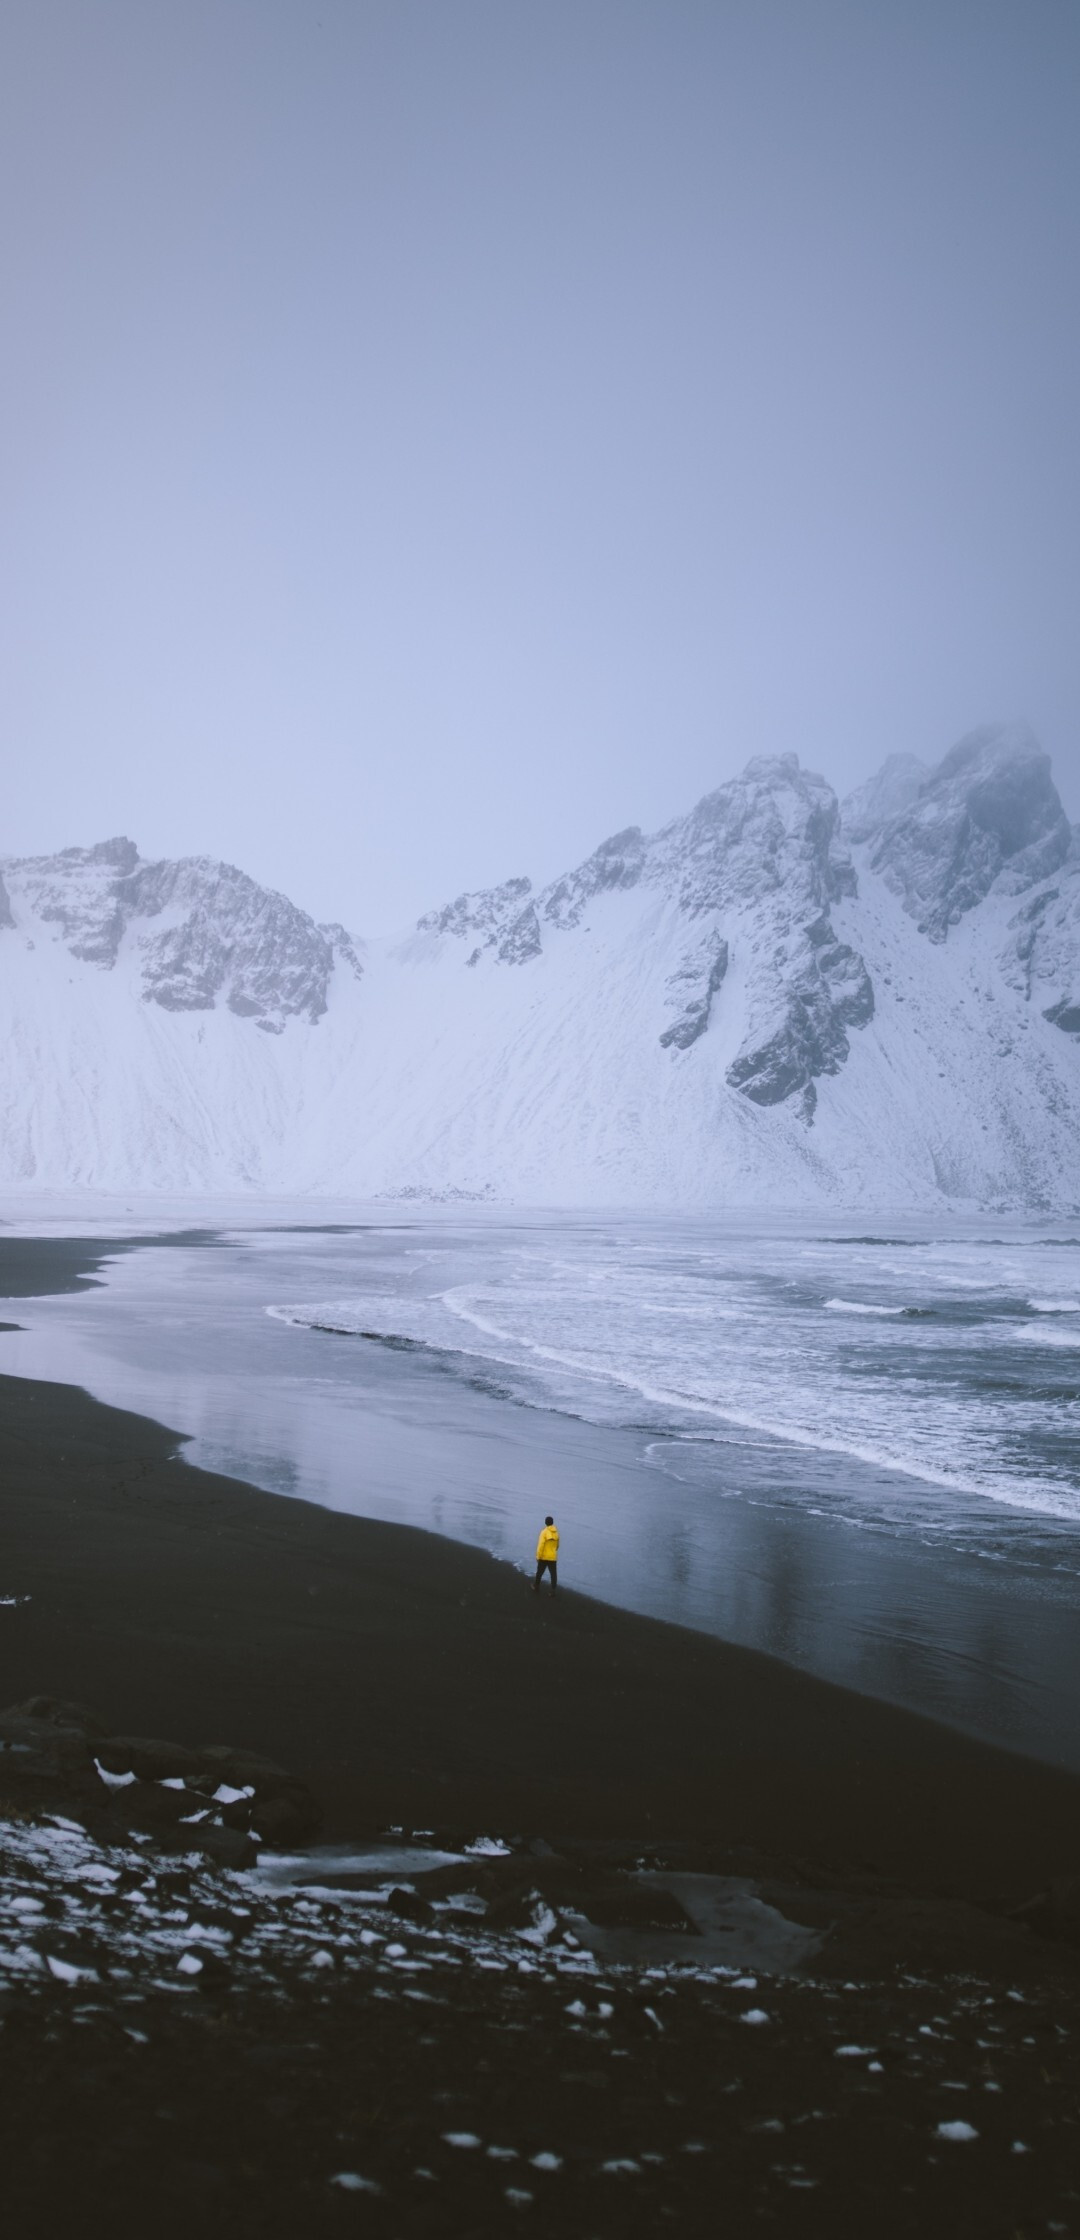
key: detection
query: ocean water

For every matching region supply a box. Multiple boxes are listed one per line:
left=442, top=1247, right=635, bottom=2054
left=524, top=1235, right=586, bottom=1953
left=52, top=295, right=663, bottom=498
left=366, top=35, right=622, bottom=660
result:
left=2, top=1207, right=1079, bottom=1768
left=266, top=1214, right=1080, bottom=1536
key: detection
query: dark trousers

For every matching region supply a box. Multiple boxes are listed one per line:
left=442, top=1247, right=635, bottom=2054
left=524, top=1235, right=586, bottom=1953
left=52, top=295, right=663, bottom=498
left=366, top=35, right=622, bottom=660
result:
left=533, top=1559, right=557, bottom=1592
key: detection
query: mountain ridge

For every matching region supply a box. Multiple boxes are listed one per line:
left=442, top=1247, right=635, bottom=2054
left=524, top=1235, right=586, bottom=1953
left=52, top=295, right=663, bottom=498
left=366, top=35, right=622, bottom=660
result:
left=1, top=724, right=1077, bottom=1207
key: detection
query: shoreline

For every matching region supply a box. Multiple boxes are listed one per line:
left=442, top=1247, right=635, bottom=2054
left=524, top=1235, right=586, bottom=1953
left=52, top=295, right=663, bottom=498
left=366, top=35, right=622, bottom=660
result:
left=5, top=1217, right=1080, bottom=1780
left=2, top=1361, right=1079, bottom=1914
left=2, top=1225, right=1079, bottom=1906
left=4, top=1239, right=1080, bottom=2236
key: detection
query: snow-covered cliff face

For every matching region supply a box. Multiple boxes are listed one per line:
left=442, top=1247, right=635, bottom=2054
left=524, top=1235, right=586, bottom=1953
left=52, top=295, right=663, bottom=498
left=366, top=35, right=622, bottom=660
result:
left=414, top=758, right=873, bottom=1116
left=2, top=839, right=361, bottom=1033
left=840, top=753, right=927, bottom=843
left=999, top=845, right=1080, bottom=1037
left=1, top=724, right=1077, bottom=1206
left=859, top=725, right=1072, bottom=942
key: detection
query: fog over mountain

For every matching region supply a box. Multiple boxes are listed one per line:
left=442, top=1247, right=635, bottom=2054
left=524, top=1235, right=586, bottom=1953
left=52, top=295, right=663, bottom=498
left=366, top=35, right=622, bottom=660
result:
left=2, top=723, right=1077, bottom=1208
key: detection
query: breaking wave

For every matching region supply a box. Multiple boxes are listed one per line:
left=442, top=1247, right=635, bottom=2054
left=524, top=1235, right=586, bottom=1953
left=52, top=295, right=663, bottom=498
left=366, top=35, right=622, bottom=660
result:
left=267, top=1213, right=1080, bottom=1528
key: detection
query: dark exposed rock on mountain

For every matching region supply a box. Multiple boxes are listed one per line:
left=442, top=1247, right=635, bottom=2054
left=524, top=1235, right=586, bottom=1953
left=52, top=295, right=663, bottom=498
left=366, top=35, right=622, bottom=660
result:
left=319, top=922, right=366, bottom=981
left=660, top=932, right=729, bottom=1049
left=541, top=827, right=647, bottom=929
left=865, top=725, right=1072, bottom=942
left=418, top=874, right=532, bottom=944
left=3, top=839, right=344, bottom=1032
left=420, top=755, right=875, bottom=1114
left=133, top=860, right=334, bottom=1030
left=645, top=757, right=871, bottom=1113
left=841, top=753, right=927, bottom=844
left=14, top=834, right=140, bottom=965
left=726, top=929, right=874, bottom=1117
left=494, top=903, right=542, bottom=964
left=417, top=875, right=540, bottom=966
left=999, top=845, right=1080, bottom=1039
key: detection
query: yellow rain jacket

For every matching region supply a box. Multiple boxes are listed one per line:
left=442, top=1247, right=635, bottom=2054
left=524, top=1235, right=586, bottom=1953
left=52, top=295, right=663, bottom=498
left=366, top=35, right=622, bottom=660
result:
left=536, top=1523, right=560, bottom=1562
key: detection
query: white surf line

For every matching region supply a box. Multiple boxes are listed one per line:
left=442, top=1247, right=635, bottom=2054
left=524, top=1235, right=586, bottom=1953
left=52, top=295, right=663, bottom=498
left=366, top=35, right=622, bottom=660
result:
left=265, top=1288, right=1079, bottom=1524
left=435, top=1289, right=1075, bottom=1518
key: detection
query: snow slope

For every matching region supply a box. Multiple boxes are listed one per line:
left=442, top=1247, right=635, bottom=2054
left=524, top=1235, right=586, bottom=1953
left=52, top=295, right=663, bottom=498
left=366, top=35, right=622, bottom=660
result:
left=1, top=727, right=1077, bottom=1207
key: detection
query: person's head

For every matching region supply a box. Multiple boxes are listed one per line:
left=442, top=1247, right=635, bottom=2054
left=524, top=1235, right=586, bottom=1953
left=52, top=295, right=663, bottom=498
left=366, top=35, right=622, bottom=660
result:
left=545, top=1515, right=554, bottom=1527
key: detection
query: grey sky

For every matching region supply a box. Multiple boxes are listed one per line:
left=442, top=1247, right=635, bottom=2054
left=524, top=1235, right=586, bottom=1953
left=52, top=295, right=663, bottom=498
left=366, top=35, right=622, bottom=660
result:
left=2, top=0, right=1078, bottom=933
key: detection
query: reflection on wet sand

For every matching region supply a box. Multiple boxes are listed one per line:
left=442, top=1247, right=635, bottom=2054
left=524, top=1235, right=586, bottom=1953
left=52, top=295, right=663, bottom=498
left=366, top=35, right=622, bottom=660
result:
left=1, top=1223, right=1079, bottom=1774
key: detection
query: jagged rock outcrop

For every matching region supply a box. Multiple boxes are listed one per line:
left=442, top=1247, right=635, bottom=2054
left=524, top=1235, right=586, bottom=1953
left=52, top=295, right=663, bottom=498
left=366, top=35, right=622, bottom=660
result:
left=13, top=836, right=139, bottom=965
left=727, top=923, right=874, bottom=1117
left=999, top=843, right=1080, bottom=1037
left=419, top=756, right=876, bottom=1115
left=1, top=839, right=354, bottom=1032
left=660, top=931, right=729, bottom=1049
left=418, top=875, right=532, bottom=944
left=644, top=758, right=871, bottom=1114
left=850, top=723, right=1080, bottom=1049
left=131, top=859, right=337, bottom=1029
left=319, top=922, right=365, bottom=982
left=652, top=755, right=858, bottom=916
left=417, top=875, right=539, bottom=965
left=841, top=753, right=927, bottom=843
left=541, top=828, right=647, bottom=930
left=494, top=904, right=542, bottom=964
left=526, top=758, right=870, bottom=1112
left=864, top=725, right=1072, bottom=942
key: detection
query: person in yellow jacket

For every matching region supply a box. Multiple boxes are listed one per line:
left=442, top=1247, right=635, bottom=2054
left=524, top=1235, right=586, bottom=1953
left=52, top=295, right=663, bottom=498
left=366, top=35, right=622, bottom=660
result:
left=533, top=1515, right=559, bottom=1595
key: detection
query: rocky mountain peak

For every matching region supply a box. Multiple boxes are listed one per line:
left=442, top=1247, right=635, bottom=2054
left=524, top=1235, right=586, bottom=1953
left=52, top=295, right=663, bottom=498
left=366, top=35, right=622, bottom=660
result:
left=841, top=754, right=927, bottom=844
left=318, top=922, right=366, bottom=981
left=665, top=754, right=855, bottom=917
left=540, top=827, right=647, bottom=931
left=75, top=835, right=140, bottom=872
left=676, top=760, right=871, bottom=1116
left=411, top=754, right=872, bottom=1116
left=530, top=754, right=871, bottom=1116
left=417, top=875, right=538, bottom=965
left=9, top=838, right=141, bottom=966
left=1, top=840, right=352, bottom=1032
left=866, top=723, right=1071, bottom=942
left=129, top=856, right=340, bottom=1030
left=1, top=723, right=1078, bottom=1203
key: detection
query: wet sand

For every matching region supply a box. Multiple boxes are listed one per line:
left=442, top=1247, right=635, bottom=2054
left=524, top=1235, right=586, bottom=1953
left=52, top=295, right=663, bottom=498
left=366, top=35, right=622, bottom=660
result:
left=6, top=1219, right=1080, bottom=1782
left=0, top=1227, right=217, bottom=1296
left=3, top=1234, right=1080, bottom=2237
left=2, top=1362, right=1079, bottom=1910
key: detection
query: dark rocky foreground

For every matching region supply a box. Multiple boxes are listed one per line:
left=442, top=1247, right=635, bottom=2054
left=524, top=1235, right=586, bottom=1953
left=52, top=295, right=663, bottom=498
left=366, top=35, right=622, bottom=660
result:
left=1, top=1318, right=1079, bottom=2236
left=0, top=1796, right=1078, bottom=2239
left=2, top=1696, right=1079, bottom=2239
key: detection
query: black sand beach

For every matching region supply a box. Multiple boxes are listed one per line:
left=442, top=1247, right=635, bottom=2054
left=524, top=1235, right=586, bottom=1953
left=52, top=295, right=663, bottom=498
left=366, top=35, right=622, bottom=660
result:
left=1, top=1238, right=1079, bottom=2235
left=3, top=1368, right=1080, bottom=1906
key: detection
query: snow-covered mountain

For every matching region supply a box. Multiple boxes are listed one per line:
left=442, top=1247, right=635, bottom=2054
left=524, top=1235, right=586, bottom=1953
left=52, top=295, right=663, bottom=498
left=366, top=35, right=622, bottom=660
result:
left=1, top=723, right=1078, bottom=1207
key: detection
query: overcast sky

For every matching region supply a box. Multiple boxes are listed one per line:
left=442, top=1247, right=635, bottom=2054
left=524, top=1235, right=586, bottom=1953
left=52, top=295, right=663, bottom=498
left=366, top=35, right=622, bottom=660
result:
left=2, top=1, right=1078, bottom=933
